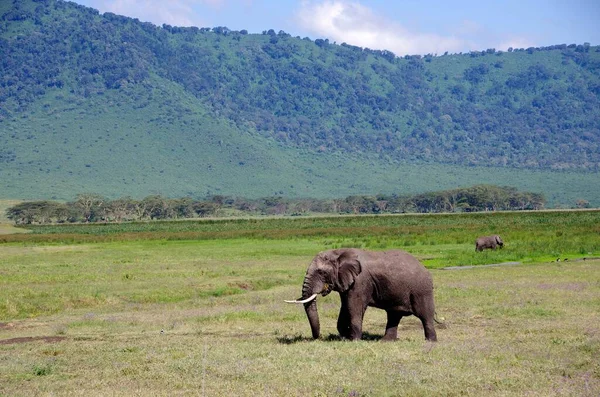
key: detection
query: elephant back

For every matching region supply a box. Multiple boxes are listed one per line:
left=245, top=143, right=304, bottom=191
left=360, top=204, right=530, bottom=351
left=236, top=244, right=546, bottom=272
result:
left=367, top=250, right=433, bottom=290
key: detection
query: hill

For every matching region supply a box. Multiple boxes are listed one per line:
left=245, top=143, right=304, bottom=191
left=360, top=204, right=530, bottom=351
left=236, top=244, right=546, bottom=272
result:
left=0, top=0, right=599, bottom=206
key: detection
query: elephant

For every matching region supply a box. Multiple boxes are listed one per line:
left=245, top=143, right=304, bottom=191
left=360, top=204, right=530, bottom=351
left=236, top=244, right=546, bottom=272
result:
left=285, top=248, right=437, bottom=342
left=475, top=235, right=504, bottom=251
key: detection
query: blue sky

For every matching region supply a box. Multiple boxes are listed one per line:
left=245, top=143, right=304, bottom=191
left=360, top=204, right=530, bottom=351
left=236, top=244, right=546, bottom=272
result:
left=74, top=0, right=600, bottom=56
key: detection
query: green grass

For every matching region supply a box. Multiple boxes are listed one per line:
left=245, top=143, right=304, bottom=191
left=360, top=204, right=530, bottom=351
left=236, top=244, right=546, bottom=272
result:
left=1, top=211, right=599, bottom=395
left=4, top=210, right=599, bottom=268
left=0, top=239, right=316, bottom=319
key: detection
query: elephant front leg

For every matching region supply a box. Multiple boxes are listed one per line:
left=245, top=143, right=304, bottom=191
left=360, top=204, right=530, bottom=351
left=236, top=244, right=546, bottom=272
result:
left=382, top=311, right=402, bottom=341
left=348, top=317, right=364, bottom=341
left=337, top=303, right=351, bottom=339
left=347, top=303, right=367, bottom=341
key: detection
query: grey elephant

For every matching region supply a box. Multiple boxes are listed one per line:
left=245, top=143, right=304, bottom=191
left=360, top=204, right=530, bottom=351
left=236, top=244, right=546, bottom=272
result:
left=475, top=235, right=504, bottom=251
left=286, top=248, right=437, bottom=342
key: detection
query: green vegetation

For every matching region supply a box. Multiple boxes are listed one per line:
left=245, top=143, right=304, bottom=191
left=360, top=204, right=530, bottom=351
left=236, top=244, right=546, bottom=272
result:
left=2, top=1, right=599, bottom=171
left=0, top=211, right=599, bottom=395
left=2, top=210, right=599, bottom=268
left=5, top=185, right=547, bottom=224
left=2, top=2, right=599, bottom=390
left=1, top=1, right=599, bottom=206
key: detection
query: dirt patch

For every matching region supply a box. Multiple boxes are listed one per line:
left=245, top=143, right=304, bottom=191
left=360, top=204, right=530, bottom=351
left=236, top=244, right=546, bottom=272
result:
left=0, top=322, right=15, bottom=330
left=229, top=282, right=252, bottom=290
left=0, top=336, right=67, bottom=345
left=537, top=282, right=588, bottom=291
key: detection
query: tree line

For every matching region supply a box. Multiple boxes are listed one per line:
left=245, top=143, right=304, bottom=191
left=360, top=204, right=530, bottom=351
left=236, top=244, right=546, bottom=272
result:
left=6, top=185, right=548, bottom=225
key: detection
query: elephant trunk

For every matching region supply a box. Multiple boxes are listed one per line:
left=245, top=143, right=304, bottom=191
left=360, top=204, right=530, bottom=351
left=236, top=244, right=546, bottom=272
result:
left=285, top=264, right=323, bottom=339
left=302, top=274, right=320, bottom=339
left=304, top=299, right=320, bottom=339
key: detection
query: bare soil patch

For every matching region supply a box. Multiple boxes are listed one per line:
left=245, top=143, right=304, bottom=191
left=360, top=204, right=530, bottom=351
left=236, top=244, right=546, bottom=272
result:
left=0, top=336, right=66, bottom=345
left=0, top=322, right=15, bottom=330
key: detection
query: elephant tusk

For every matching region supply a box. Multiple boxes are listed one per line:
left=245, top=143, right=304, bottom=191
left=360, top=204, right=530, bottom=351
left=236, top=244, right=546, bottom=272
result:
left=284, top=294, right=318, bottom=304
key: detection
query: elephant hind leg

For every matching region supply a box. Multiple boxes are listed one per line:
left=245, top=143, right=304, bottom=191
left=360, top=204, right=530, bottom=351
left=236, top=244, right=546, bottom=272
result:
left=382, top=311, right=402, bottom=341
left=411, top=294, right=438, bottom=342
left=420, top=316, right=437, bottom=342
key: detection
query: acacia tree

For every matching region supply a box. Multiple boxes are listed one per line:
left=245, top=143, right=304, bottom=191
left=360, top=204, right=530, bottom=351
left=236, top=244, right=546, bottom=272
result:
left=5, top=201, right=70, bottom=224
left=141, top=195, right=173, bottom=219
left=171, top=197, right=195, bottom=218
left=5, top=201, right=45, bottom=224
left=5, top=185, right=549, bottom=225
left=75, top=193, right=106, bottom=222
left=106, top=197, right=137, bottom=222
left=193, top=201, right=218, bottom=217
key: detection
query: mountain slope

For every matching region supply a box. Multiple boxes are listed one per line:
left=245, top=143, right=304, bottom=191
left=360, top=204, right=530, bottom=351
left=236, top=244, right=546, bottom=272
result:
left=0, top=0, right=599, bottom=206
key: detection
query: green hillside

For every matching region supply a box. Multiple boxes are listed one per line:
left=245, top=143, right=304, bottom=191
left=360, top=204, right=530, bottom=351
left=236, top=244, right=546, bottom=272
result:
left=0, top=0, right=599, bottom=206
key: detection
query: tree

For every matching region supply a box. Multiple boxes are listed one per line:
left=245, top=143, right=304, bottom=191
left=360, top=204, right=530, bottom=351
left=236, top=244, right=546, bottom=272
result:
left=5, top=201, right=71, bottom=224
left=106, top=197, right=137, bottom=222
left=5, top=201, right=44, bottom=224
left=141, top=195, right=172, bottom=219
left=193, top=201, right=218, bottom=217
left=575, top=199, right=590, bottom=209
left=74, top=193, right=106, bottom=222
left=463, top=63, right=489, bottom=84
left=171, top=198, right=195, bottom=218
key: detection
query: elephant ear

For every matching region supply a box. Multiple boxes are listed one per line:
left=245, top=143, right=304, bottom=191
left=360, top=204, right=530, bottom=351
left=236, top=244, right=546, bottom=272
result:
left=335, top=254, right=361, bottom=292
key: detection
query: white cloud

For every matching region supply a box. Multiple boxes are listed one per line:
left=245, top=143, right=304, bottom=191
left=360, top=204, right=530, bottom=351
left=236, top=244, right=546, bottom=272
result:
left=296, top=0, right=466, bottom=56
left=85, top=0, right=223, bottom=27
left=496, top=38, right=536, bottom=52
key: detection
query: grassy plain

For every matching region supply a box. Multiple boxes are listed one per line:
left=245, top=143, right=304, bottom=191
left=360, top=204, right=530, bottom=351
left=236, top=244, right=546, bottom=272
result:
left=0, top=211, right=599, bottom=396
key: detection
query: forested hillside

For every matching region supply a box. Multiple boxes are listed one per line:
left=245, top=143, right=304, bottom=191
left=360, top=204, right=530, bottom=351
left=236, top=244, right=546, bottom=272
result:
left=1, top=0, right=599, bottom=206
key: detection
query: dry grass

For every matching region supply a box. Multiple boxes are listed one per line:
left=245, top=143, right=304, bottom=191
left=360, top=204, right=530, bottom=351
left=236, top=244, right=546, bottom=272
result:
left=0, top=237, right=598, bottom=396
left=0, top=224, right=30, bottom=235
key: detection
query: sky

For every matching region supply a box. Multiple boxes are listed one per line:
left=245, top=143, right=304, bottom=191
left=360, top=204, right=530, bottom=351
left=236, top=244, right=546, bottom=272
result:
left=73, top=0, right=600, bottom=56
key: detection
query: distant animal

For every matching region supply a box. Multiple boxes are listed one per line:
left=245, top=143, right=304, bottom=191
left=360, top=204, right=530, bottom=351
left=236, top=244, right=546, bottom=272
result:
left=475, top=235, right=504, bottom=251
left=285, top=248, right=437, bottom=341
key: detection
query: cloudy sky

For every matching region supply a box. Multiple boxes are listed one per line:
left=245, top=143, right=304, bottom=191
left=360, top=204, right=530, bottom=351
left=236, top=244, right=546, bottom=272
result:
left=73, top=0, right=599, bottom=56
